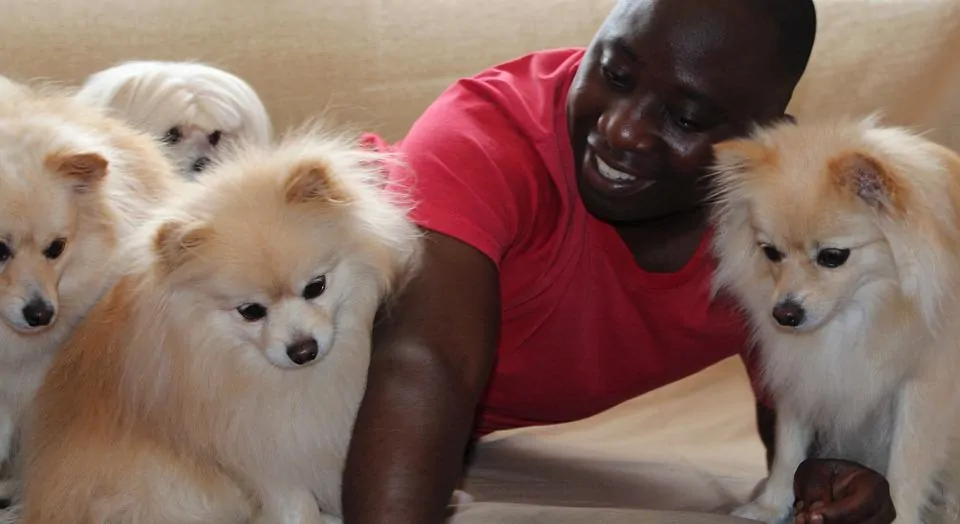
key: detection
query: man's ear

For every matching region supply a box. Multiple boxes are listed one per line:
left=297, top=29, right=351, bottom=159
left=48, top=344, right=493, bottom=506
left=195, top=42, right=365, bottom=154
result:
left=153, top=219, right=211, bottom=274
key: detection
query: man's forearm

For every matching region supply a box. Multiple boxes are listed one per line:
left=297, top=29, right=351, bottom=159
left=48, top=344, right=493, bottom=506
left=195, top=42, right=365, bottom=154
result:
left=342, top=349, right=478, bottom=524
left=756, top=401, right=776, bottom=470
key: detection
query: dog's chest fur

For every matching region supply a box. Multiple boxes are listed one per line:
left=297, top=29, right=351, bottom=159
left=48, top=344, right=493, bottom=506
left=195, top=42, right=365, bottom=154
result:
left=0, top=326, right=71, bottom=416
left=180, top=309, right=374, bottom=516
left=755, top=304, right=925, bottom=473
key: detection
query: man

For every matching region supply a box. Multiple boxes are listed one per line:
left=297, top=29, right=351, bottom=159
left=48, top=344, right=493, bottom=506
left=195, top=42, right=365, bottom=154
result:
left=345, top=1, right=896, bottom=523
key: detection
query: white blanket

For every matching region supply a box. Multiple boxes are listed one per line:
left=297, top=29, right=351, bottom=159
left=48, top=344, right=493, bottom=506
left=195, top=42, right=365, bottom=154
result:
left=458, top=357, right=765, bottom=518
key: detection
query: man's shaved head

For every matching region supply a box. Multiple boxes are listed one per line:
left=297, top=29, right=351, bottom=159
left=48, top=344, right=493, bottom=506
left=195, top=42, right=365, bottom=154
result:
left=567, top=0, right=817, bottom=223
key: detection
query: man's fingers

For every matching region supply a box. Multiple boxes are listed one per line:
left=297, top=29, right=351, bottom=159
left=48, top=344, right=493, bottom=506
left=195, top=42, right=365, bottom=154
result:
left=794, top=459, right=895, bottom=524
left=806, top=489, right=887, bottom=524
left=794, top=459, right=836, bottom=505
left=863, top=502, right=897, bottom=524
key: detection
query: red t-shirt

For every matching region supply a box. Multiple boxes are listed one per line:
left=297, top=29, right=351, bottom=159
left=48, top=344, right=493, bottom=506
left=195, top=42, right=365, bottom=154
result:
left=365, top=48, right=765, bottom=436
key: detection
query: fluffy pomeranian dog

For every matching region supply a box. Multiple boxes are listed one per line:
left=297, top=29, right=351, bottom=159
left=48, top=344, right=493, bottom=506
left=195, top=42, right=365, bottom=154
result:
left=75, top=60, right=272, bottom=179
left=16, top=126, right=422, bottom=524
left=0, top=77, right=180, bottom=505
left=709, top=115, right=960, bottom=524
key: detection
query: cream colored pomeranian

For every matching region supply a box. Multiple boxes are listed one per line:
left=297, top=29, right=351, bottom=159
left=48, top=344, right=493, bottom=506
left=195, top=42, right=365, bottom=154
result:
left=0, top=77, right=180, bottom=504
left=75, top=60, right=272, bottom=179
left=709, top=115, right=960, bottom=524
left=16, top=126, right=422, bottom=524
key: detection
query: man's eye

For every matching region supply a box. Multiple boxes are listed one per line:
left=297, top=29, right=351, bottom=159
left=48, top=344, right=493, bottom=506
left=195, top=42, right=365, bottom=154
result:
left=666, top=109, right=711, bottom=133
left=600, top=65, right=633, bottom=92
left=676, top=116, right=700, bottom=131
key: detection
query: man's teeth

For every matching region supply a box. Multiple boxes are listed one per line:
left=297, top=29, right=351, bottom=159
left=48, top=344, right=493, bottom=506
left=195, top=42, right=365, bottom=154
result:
left=597, top=157, right=637, bottom=182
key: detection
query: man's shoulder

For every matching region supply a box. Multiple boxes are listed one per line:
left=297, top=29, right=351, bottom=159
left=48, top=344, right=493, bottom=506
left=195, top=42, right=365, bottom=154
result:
left=395, top=47, right=583, bottom=179
left=432, top=48, right=584, bottom=126
left=476, top=48, right=587, bottom=80
left=460, top=47, right=586, bottom=106
left=380, top=48, right=584, bottom=262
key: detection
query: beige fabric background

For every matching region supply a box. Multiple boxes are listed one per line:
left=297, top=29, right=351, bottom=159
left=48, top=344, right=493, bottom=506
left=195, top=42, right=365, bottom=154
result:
left=2, top=0, right=960, bottom=522
left=2, top=0, right=960, bottom=146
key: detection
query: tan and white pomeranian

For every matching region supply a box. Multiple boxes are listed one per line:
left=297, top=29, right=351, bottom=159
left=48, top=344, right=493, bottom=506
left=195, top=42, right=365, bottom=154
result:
left=0, top=77, right=180, bottom=505
left=709, top=115, right=960, bottom=524
left=76, top=60, right=272, bottom=179
left=15, top=126, right=422, bottom=524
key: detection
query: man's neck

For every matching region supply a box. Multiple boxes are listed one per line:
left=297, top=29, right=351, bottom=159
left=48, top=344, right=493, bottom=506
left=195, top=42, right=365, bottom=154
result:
left=614, top=207, right=709, bottom=273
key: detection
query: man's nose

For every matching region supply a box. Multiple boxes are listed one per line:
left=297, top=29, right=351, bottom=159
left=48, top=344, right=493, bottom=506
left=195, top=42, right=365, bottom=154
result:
left=598, top=98, right=660, bottom=152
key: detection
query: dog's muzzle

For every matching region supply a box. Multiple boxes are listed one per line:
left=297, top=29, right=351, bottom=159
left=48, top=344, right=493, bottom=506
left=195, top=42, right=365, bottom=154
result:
left=286, top=338, right=320, bottom=365
left=22, top=296, right=55, bottom=328
left=192, top=157, right=211, bottom=173
left=772, top=298, right=805, bottom=328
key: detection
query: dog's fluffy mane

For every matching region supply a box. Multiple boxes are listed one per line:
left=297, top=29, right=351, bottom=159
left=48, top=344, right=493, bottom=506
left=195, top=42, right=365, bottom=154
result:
left=76, top=60, right=272, bottom=145
left=707, top=113, right=960, bottom=337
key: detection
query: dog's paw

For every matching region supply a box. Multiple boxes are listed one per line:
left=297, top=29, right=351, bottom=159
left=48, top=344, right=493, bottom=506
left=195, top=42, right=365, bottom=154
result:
left=318, top=514, right=342, bottom=524
left=449, top=489, right=474, bottom=507
left=731, top=501, right=791, bottom=524
left=0, top=479, right=18, bottom=512
left=0, top=500, right=21, bottom=524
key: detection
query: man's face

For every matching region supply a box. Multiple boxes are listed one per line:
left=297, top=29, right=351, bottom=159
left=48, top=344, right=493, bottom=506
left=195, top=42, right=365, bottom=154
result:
left=568, top=0, right=795, bottom=224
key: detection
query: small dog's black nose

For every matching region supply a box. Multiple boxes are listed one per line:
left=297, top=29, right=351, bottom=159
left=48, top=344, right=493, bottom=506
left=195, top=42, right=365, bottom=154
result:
left=191, top=157, right=211, bottom=172
left=286, top=338, right=319, bottom=365
left=772, top=300, right=805, bottom=327
left=22, top=298, right=55, bottom=327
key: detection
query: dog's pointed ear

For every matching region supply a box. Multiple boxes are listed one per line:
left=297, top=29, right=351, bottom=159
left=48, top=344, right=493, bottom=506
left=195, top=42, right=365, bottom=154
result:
left=712, top=139, right=773, bottom=176
left=830, top=151, right=902, bottom=212
left=45, top=152, right=108, bottom=193
left=153, top=219, right=210, bottom=273
left=284, top=162, right=350, bottom=205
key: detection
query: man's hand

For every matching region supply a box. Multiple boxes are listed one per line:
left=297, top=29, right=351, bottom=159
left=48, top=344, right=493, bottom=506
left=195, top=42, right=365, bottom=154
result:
left=792, top=458, right=895, bottom=524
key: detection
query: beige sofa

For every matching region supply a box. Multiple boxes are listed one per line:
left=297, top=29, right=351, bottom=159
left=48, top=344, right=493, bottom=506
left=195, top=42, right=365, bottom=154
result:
left=3, top=0, right=960, bottom=522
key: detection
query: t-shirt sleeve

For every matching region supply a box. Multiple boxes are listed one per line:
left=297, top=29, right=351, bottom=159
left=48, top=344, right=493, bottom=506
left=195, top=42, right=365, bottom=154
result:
left=384, top=85, right=541, bottom=267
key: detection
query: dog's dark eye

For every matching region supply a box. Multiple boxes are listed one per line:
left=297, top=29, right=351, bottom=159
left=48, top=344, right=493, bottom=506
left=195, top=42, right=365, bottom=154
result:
left=0, top=242, right=11, bottom=262
left=760, top=244, right=784, bottom=263
left=816, top=248, right=851, bottom=268
left=208, top=131, right=222, bottom=147
left=303, top=275, right=327, bottom=300
left=162, top=127, right=182, bottom=145
left=43, top=238, right=66, bottom=260
left=237, top=303, right=267, bottom=322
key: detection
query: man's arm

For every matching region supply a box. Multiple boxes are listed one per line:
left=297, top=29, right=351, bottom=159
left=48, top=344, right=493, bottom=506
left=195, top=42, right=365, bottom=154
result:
left=756, top=401, right=776, bottom=470
left=342, top=231, right=501, bottom=524
left=739, top=347, right=777, bottom=469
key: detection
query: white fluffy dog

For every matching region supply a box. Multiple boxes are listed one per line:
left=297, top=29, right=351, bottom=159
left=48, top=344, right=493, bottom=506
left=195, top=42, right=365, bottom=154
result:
left=16, top=126, right=422, bottom=524
left=710, top=115, right=960, bottom=524
left=0, top=77, right=180, bottom=512
left=76, top=60, right=272, bottom=179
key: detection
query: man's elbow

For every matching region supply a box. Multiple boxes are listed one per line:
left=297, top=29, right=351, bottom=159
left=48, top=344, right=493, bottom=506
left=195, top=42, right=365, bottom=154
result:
left=368, top=335, right=490, bottom=411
